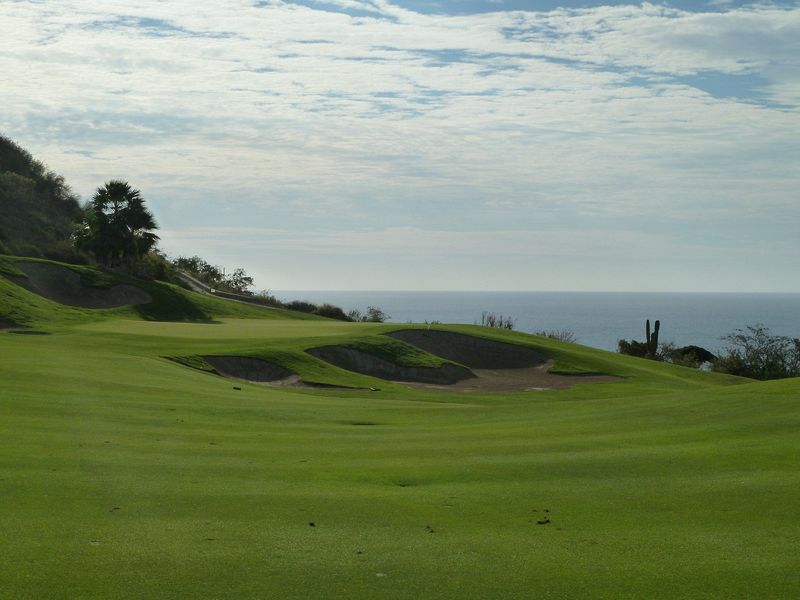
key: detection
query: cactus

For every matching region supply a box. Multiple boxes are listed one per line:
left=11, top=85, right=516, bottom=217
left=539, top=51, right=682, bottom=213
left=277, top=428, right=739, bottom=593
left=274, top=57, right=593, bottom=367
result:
left=645, top=319, right=660, bottom=357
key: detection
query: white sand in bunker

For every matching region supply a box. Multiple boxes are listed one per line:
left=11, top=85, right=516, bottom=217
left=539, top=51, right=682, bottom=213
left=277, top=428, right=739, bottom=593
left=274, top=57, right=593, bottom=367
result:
left=306, top=330, right=622, bottom=392
left=403, top=361, right=620, bottom=392
left=12, top=261, right=151, bottom=308
left=385, top=329, right=622, bottom=392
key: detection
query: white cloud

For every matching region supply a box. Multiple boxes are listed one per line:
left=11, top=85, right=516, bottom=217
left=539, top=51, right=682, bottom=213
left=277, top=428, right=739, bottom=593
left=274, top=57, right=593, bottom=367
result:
left=1, top=0, right=798, bottom=290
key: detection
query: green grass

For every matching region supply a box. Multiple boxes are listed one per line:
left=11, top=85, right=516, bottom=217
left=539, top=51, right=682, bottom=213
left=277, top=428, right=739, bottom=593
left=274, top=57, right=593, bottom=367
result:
left=1, top=260, right=799, bottom=599
left=0, top=256, right=322, bottom=326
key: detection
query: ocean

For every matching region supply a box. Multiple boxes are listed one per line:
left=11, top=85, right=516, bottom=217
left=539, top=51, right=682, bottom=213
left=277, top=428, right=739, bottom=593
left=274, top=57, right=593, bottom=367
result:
left=273, top=291, right=800, bottom=353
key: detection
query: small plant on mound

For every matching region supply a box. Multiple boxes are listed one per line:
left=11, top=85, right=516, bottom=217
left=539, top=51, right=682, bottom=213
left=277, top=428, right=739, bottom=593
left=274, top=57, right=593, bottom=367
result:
left=479, top=311, right=514, bottom=330
left=535, top=329, right=577, bottom=343
left=348, top=306, right=389, bottom=323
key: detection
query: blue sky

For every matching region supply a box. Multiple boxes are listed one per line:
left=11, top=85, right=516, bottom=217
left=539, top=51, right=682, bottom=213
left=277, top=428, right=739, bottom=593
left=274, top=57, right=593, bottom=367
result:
left=2, top=0, right=799, bottom=291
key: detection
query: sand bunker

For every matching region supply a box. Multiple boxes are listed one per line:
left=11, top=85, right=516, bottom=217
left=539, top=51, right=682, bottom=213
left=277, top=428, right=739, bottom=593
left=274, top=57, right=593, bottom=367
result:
left=202, top=355, right=363, bottom=389
left=386, top=329, right=621, bottom=392
left=307, top=345, right=475, bottom=385
left=203, top=355, right=301, bottom=385
left=12, top=261, right=152, bottom=308
left=386, top=329, right=547, bottom=369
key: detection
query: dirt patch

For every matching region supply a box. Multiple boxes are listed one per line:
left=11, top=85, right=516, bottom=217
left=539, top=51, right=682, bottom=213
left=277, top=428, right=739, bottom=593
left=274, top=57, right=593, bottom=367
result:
left=12, top=261, right=152, bottom=308
left=307, top=345, right=475, bottom=385
left=386, top=329, right=547, bottom=369
left=404, top=361, right=621, bottom=393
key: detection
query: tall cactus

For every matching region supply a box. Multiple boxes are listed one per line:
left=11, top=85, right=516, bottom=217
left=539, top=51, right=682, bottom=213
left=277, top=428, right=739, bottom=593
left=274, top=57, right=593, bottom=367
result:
left=646, top=319, right=660, bottom=357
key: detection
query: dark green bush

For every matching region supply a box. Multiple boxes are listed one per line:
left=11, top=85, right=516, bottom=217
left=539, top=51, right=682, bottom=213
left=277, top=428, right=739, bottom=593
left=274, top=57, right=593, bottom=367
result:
left=712, top=325, right=800, bottom=380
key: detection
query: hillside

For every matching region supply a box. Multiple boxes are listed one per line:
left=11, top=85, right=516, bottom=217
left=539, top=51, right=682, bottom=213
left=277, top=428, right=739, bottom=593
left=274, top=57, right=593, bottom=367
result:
left=0, top=256, right=318, bottom=326
left=0, top=135, right=83, bottom=260
left=2, top=255, right=799, bottom=598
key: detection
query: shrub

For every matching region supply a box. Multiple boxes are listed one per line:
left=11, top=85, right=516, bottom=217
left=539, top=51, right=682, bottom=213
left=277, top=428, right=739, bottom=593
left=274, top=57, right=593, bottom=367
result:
left=535, top=329, right=577, bottom=343
left=712, top=324, right=800, bottom=380
left=251, top=290, right=282, bottom=308
left=315, top=303, right=350, bottom=321
left=347, top=306, right=389, bottom=323
left=285, top=300, right=318, bottom=314
left=661, top=343, right=716, bottom=368
left=479, top=312, right=514, bottom=330
left=129, top=252, right=175, bottom=282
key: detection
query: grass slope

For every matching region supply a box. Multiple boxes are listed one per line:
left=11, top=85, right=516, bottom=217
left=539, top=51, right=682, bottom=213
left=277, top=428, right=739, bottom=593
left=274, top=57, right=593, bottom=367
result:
left=0, top=256, right=320, bottom=327
left=1, top=261, right=798, bottom=599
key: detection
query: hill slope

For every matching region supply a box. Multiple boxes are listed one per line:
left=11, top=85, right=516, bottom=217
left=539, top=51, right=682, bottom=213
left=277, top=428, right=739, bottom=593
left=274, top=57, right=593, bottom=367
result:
left=0, top=135, right=82, bottom=259
left=0, top=256, right=319, bottom=326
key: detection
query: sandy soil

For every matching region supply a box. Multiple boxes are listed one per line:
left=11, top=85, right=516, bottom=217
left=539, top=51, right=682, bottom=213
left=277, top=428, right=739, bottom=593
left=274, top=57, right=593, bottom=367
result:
left=13, top=261, right=152, bottom=308
left=401, top=360, right=621, bottom=393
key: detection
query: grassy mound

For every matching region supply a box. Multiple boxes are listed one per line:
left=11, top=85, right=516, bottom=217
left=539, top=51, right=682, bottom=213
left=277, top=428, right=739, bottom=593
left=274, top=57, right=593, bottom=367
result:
left=308, top=343, right=475, bottom=384
left=13, top=260, right=152, bottom=308
left=0, top=256, right=321, bottom=327
left=387, top=328, right=548, bottom=368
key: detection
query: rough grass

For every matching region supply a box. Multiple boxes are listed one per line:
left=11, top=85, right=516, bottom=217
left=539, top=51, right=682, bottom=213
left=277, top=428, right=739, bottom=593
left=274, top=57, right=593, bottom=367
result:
left=0, top=255, right=26, bottom=278
left=2, top=263, right=799, bottom=599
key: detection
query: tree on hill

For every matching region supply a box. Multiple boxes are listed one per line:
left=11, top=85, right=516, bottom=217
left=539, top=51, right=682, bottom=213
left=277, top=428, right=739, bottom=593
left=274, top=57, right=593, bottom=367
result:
left=74, top=180, right=159, bottom=266
left=0, top=135, right=83, bottom=260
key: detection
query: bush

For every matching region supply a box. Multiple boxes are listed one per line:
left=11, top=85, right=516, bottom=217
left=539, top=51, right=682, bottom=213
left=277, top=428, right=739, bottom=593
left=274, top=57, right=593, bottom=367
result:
left=172, top=255, right=255, bottom=295
left=129, top=252, right=175, bottom=282
left=479, top=311, right=514, bottom=330
left=617, top=339, right=649, bottom=358
left=660, top=343, right=716, bottom=368
left=285, top=300, right=318, bottom=314
left=347, top=306, right=389, bottom=323
left=712, top=325, right=800, bottom=380
left=535, top=329, right=576, bottom=343
left=251, top=290, right=282, bottom=308
left=315, top=303, right=350, bottom=320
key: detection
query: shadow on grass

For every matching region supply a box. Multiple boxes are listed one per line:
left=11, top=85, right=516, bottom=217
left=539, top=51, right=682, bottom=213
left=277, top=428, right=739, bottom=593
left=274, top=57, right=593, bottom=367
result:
left=134, top=283, right=214, bottom=322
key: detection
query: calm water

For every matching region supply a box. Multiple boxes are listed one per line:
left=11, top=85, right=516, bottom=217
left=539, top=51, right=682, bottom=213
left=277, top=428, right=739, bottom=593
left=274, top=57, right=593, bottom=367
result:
left=274, top=291, right=800, bottom=352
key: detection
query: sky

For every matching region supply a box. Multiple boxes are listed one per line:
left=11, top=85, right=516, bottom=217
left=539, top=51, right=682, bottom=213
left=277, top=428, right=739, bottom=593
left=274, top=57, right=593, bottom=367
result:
left=1, top=0, right=799, bottom=292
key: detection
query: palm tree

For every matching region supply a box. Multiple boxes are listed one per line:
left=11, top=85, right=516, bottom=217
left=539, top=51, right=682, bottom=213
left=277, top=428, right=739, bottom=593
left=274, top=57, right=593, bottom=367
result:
left=76, top=181, right=159, bottom=266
